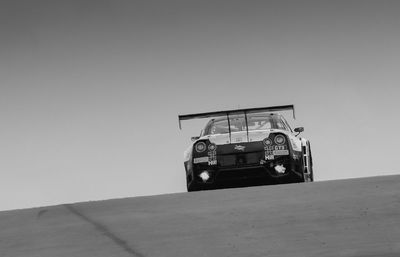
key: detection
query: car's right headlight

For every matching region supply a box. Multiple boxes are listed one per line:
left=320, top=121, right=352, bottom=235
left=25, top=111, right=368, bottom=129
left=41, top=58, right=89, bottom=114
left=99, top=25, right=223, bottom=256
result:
left=274, top=135, right=286, bottom=145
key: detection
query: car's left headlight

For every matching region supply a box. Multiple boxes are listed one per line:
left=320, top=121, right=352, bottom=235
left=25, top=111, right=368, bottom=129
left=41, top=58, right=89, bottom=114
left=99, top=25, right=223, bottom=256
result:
left=195, top=142, right=207, bottom=153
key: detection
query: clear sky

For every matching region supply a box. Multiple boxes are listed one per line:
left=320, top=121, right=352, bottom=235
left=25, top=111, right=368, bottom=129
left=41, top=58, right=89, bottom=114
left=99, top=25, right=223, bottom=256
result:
left=1, top=0, right=400, bottom=211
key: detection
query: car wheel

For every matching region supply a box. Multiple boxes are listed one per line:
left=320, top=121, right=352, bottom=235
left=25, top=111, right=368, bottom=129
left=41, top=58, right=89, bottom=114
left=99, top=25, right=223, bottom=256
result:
left=301, top=141, right=314, bottom=182
left=187, top=183, right=202, bottom=192
left=307, top=141, right=314, bottom=182
left=187, top=178, right=202, bottom=192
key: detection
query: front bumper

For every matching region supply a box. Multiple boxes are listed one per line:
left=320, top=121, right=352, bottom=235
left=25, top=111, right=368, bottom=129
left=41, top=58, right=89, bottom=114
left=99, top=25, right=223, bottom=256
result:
left=188, top=154, right=304, bottom=189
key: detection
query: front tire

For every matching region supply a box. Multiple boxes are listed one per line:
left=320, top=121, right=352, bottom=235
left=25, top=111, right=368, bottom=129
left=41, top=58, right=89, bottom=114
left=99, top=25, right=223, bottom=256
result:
left=307, top=141, right=314, bottom=182
left=187, top=177, right=202, bottom=192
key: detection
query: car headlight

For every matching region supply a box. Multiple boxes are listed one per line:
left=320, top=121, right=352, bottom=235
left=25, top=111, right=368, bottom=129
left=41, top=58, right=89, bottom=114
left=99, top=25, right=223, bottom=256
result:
left=274, top=135, right=286, bottom=145
left=195, top=142, right=206, bottom=153
left=208, top=143, right=216, bottom=151
left=263, top=138, right=272, bottom=146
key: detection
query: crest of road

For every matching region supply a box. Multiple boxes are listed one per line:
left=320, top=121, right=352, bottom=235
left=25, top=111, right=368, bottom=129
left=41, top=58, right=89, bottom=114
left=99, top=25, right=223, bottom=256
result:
left=1, top=175, right=400, bottom=257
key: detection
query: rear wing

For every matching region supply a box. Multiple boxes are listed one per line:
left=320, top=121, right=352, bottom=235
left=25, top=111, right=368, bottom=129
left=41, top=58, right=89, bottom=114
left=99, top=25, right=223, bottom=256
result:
left=178, top=104, right=295, bottom=129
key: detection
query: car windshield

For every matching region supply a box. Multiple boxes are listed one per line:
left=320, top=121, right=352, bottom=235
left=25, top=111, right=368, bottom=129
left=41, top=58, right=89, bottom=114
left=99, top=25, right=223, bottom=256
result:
left=203, top=113, right=290, bottom=135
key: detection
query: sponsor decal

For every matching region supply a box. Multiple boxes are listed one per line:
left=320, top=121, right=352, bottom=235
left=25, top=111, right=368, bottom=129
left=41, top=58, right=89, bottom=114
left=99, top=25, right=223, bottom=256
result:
left=208, top=160, right=217, bottom=165
left=265, top=154, right=275, bottom=160
left=234, top=145, right=246, bottom=151
left=273, top=149, right=289, bottom=155
left=207, top=149, right=217, bottom=165
left=193, top=156, right=209, bottom=164
left=264, top=145, right=287, bottom=151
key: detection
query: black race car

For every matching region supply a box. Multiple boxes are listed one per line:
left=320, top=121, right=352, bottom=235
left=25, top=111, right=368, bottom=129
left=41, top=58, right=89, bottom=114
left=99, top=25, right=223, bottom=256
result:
left=179, top=105, right=313, bottom=192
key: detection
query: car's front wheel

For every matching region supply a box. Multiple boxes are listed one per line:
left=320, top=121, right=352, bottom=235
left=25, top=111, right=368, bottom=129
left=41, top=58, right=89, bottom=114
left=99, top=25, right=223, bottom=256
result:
left=187, top=176, right=202, bottom=192
left=188, top=183, right=204, bottom=192
left=303, top=141, right=314, bottom=182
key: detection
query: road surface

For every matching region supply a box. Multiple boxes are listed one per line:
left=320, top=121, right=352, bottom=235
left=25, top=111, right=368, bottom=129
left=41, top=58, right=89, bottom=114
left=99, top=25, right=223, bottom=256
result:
left=1, top=175, right=400, bottom=257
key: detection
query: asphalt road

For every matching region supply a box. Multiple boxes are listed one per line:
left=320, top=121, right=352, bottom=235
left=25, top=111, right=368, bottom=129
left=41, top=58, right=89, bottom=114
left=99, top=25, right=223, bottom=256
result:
left=1, top=175, right=400, bottom=257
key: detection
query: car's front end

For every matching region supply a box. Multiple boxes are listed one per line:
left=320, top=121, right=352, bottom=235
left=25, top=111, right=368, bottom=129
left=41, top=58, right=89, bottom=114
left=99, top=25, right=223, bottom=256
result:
left=185, top=130, right=304, bottom=191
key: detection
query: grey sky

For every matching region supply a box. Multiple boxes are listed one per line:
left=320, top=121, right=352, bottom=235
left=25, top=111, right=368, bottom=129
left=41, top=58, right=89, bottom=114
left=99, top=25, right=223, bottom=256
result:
left=1, top=0, right=400, bottom=210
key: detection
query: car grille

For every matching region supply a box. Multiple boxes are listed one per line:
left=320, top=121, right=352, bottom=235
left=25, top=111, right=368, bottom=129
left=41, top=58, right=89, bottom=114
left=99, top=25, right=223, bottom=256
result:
left=218, top=152, right=262, bottom=167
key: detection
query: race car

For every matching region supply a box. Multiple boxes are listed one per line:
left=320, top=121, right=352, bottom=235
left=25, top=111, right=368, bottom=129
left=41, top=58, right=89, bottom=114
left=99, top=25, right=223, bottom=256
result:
left=179, top=105, right=313, bottom=192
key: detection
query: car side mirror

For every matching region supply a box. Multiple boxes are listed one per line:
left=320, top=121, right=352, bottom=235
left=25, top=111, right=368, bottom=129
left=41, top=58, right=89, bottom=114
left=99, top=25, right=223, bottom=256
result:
left=294, top=127, right=304, bottom=133
left=191, top=136, right=200, bottom=141
left=294, top=127, right=304, bottom=136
